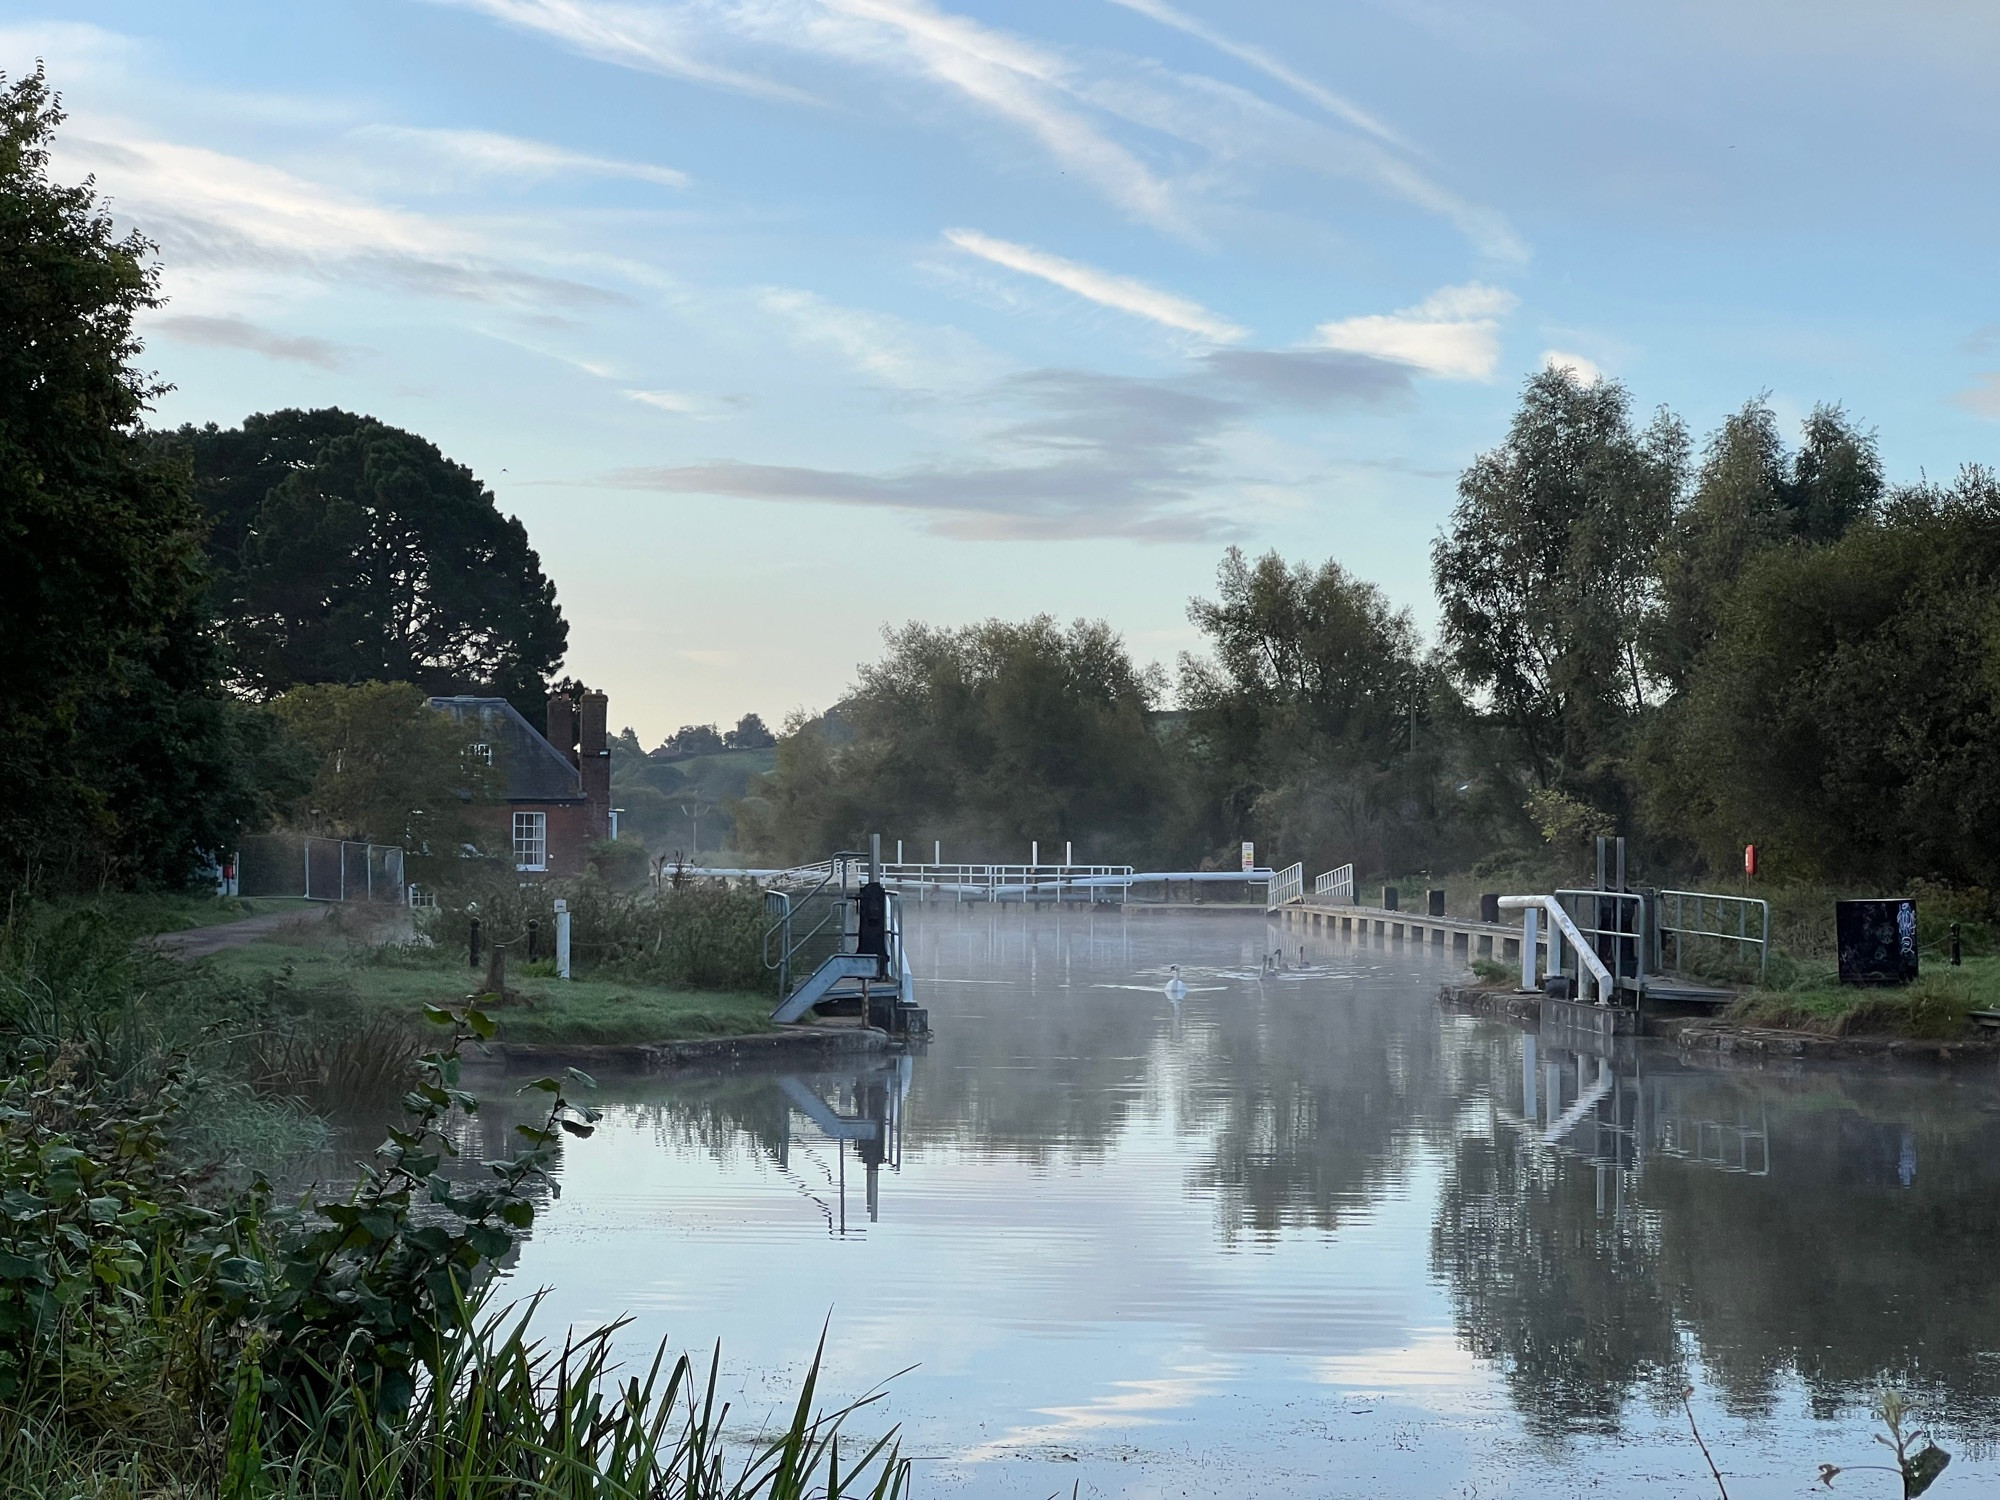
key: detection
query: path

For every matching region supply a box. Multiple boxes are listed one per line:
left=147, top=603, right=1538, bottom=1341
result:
left=151, top=904, right=334, bottom=958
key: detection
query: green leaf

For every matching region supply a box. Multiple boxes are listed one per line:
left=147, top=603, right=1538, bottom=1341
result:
left=526, top=1077, right=563, bottom=1094
left=422, top=1005, right=456, bottom=1027
left=464, top=1008, right=498, bottom=1040
left=564, top=1067, right=599, bottom=1090
left=559, top=1120, right=595, bottom=1139
left=1906, top=1445, right=1950, bottom=1497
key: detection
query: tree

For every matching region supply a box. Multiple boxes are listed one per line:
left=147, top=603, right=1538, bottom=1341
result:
left=658, top=723, right=726, bottom=759
left=1432, top=368, right=1686, bottom=807
left=1648, top=399, right=1880, bottom=691
left=724, top=713, right=775, bottom=751
left=0, top=67, right=290, bottom=890
left=1178, top=547, right=1455, bottom=876
left=1650, top=469, right=2000, bottom=885
left=270, top=681, right=496, bottom=856
left=734, top=617, right=1174, bottom=863
left=164, top=409, right=567, bottom=719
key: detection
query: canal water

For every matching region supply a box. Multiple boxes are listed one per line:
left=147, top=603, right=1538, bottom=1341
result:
left=472, top=908, right=2000, bottom=1498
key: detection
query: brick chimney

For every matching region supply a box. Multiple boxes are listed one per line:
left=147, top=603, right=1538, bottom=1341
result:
left=546, top=691, right=579, bottom=767
left=578, top=690, right=612, bottom=841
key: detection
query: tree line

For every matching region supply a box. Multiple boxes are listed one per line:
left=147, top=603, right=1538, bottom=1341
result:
left=735, top=371, right=2000, bottom=892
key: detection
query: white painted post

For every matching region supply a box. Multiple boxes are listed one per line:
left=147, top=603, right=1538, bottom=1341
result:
left=1520, top=904, right=1539, bottom=992
left=1064, top=840, right=1072, bottom=866
left=934, top=840, right=941, bottom=865
left=554, top=898, right=571, bottom=979
left=897, top=840, right=903, bottom=865
left=1031, top=840, right=1039, bottom=867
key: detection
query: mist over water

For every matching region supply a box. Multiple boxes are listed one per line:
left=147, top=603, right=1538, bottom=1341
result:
left=470, top=908, right=2000, bottom=1498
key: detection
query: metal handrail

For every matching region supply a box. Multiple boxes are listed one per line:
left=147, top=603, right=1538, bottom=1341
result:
left=761, top=850, right=870, bottom=995
left=1267, top=862, right=1305, bottom=911
left=1655, top=889, right=1769, bottom=979
left=1314, top=863, right=1354, bottom=901
left=1553, top=888, right=1647, bottom=997
left=1499, top=895, right=1614, bottom=1004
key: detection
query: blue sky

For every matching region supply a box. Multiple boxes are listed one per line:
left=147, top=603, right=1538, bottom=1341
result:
left=6, top=1, right=1997, bottom=741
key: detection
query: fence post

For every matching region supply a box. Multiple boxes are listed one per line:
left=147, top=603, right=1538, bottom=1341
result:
left=527, top=919, right=539, bottom=963
left=554, top=899, right=571, bottom=980
left=469, top=917, right=482, bottom=969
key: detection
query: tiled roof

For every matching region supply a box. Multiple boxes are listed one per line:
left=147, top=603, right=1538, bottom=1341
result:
left=427, top=697, right=584, bottom=803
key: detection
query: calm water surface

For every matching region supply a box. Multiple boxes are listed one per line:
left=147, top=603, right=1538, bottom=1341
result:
left=466, top=908, right=2000, bottom=1498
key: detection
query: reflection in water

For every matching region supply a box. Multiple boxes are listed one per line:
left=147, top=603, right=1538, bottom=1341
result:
left=1433, top=1025, right=2000, bottom=1440
left=454, top=908, right=2000, bottom=1497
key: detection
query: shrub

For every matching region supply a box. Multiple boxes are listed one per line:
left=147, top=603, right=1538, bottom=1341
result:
left=427, top=877, right=769, bottom=991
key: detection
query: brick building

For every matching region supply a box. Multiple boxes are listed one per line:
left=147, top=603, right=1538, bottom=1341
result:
left=428, top=690, right=613, bottom=876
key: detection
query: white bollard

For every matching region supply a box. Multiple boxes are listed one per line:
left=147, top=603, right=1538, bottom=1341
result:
left=554, top=898, right=571, bottom=980
left=1520, top=905, right=1539, bottom=993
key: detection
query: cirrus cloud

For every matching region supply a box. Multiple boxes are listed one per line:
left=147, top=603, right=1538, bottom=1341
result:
left=944, top=228, right=1245, bottom=342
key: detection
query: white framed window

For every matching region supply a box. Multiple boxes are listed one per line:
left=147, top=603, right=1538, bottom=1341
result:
left=513, top=811, right=547, bottom=872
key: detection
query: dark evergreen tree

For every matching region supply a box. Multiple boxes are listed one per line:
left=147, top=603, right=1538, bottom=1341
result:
left=165, top=408, right=567, bottom=721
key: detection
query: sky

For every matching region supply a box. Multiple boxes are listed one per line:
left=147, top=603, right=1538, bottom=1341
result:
left=5, top=1, right=1998, bottom=744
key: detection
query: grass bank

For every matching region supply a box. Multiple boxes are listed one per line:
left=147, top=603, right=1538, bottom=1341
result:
left=1724, top=956, right=2000, bottom=1039
left=206, top=927, right=780, bottom=1047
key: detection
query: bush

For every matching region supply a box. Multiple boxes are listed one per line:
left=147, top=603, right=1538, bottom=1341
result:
left=427, top=877, right=769, bottom=991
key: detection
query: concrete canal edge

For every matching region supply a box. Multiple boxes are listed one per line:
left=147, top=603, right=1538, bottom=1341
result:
left=1439, top=983, right=1541, bottom=1027
left=1440, top=983, right=2000, bottom=1069
left=481, top=1024, right=894, bottom=1073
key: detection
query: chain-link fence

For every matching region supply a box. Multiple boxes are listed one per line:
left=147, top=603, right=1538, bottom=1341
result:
left=238, top=833, right=407, bottom=902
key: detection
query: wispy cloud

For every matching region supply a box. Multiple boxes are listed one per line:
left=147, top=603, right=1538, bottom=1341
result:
left=758, top=286, right=999, bottom=388
left=151, top=313, right=358, bottom=368
left=596, top=347, right=1409, bottom=540
left=1312, top=282, right=1516, bottom=380
left=352, top=125, right=690, bottom=187
left=1105, top=0, right=1406, bottom=148
left=434, top=0, right=1519, bottom=252
left=60, top=125, right=623, bottom=309
left=1952, top=372, right=2000, bottom=419
left=944, top=228, right=1244, bottom=341
left=430, top=0, right=816, bottom=102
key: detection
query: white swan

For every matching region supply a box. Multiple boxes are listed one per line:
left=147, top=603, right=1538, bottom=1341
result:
left=1164, top=965, right=1188, bottom=1001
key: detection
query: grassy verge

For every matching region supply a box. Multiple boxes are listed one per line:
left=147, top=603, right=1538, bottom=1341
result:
left=206, top=928, right=780, bottom=1047
left=1724, top=956, right=2000, bottom=1039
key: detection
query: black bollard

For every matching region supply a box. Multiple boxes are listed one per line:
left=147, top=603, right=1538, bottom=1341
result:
left=527, top=919, right=540, bottom=963
left=1951, top=922, right=1962, bottom=967
left=1382, top=885, right=1399, bottom=912
left=469, top=916, right=482, bottom=969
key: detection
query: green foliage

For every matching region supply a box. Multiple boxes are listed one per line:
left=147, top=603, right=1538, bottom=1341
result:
left=736, top=616, right=1174, bottom=864
left=429, top=877, right=770, bottom=991
left=1176, top=546, right=1474, bottom=877
left=0, top=67, right=299, bottom=894
left=586, top=835, right=651, bottom=890
left=1432, top=367, right=1687, bottom=804
left=0, top=917, right=908, bottom=1496
left=269, top=680, right=497, bottom=857
left=162, top=407, right=568, bottom=720
left=1650, top=469, right=2000, bottom=885
left=1647, top=399, right=1880, bottom=692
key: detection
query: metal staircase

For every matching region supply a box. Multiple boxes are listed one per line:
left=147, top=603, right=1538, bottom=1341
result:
left=762, top=841, right=923, bottom=1033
